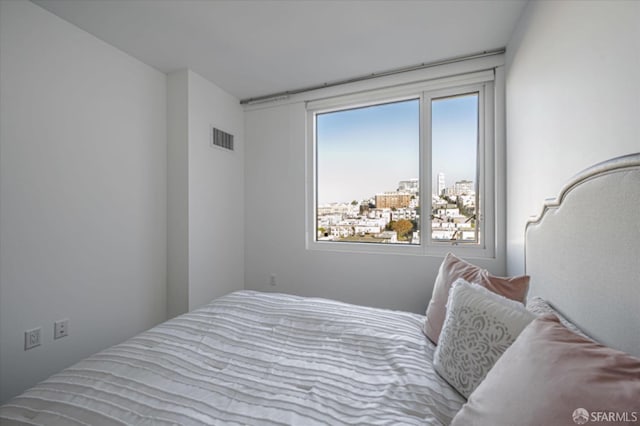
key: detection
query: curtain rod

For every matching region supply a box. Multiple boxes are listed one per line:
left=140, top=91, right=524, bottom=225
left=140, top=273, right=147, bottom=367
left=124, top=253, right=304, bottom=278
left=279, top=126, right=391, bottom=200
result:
left=240, top=48, right=505, bottom=105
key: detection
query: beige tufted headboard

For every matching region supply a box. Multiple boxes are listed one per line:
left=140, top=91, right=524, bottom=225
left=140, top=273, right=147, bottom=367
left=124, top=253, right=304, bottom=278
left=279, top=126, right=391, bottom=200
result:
left=525, top=153, right=640, bottom=357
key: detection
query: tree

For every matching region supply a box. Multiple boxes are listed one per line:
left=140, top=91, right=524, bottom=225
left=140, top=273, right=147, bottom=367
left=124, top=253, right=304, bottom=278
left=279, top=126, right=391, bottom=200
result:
left=391, top=219, right=414, bottom=239
left=351, top=200, right=358, bottom=206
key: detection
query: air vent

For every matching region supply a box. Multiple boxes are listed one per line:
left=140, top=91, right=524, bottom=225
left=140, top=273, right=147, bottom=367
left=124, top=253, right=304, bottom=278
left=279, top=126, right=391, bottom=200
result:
left=211, top=127, right=234, bottom=151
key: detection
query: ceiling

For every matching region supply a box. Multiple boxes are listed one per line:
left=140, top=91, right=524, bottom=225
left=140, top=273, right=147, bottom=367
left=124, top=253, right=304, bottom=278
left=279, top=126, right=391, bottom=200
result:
left=33, top=0, right=527, bottom=101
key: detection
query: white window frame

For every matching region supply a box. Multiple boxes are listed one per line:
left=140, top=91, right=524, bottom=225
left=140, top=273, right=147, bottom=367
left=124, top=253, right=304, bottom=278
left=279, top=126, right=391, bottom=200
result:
left=305, top=70, right=498, bottom=258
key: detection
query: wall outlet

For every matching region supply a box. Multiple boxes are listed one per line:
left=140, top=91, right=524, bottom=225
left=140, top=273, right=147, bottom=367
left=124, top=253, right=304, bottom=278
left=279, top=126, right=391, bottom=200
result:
left=269, top=274, right=276, bottom=286
left=54, top=319, right=69, bottom=340
left=24, top=327, right=41, bottom=350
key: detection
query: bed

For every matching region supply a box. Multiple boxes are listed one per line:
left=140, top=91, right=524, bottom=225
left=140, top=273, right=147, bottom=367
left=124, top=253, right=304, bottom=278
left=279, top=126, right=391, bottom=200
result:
left=1, top=153, right=639, bottom=425
left=0, top=291, right=465, bottom=425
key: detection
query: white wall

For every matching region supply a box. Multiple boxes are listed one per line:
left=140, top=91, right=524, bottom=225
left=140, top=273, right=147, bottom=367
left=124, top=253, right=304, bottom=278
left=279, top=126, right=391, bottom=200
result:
left=0, top=0, right=167, bottom=402
left=244, top=58, right=507, bottom=314
left=187, top=70, right=245, bottom=310
left=505, top=0, right=640, bottom=275
left=167, top=70, right=245, bottom=317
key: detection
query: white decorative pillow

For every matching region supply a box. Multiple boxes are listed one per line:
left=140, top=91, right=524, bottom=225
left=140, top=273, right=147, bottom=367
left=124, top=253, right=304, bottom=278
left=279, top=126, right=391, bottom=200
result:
left=433, top=279, right=536, bottom=398
left=526, top=296, right=592, bottom=340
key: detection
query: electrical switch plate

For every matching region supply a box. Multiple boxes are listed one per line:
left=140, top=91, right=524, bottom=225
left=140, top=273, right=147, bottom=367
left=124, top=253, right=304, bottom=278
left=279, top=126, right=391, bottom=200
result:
left=25, top=327, right=41, bottom=350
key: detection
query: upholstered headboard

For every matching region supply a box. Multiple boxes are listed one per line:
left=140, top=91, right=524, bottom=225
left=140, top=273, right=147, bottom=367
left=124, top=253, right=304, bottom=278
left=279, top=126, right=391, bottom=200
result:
left=525, top=153, right=640, bottom=357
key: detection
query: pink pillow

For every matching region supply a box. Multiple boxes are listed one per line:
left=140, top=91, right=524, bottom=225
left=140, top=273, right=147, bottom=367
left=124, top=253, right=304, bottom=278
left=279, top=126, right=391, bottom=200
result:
left=451, top=314, right=640, bottom=426
left=423, top=253, right=529, bottom=343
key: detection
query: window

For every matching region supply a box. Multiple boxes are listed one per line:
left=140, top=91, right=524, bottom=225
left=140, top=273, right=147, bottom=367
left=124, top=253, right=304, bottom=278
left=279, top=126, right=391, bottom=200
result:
left=307, top=72, right=497, bottom=257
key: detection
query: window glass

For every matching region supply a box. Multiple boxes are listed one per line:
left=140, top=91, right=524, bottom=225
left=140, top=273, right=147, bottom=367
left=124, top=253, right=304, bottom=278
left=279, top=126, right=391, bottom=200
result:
left=431, top=93, right=479, bottom=243
left=316, top=99, right=420, bottom=244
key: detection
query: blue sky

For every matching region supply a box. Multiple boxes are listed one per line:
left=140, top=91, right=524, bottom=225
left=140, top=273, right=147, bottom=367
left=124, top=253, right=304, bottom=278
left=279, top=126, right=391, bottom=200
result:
left=317, top=95, right=477, bottom=205
left=432, top=93, right=478, bottom=190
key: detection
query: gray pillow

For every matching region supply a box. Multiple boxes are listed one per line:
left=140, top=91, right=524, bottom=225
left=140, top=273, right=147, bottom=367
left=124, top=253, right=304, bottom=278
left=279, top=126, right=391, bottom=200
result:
left=526, top=296, right=592, bottom=340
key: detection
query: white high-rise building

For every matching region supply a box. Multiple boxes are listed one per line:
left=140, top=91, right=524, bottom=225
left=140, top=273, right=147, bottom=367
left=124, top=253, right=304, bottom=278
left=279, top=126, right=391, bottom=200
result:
left=437, top=172, right=446, bottom=196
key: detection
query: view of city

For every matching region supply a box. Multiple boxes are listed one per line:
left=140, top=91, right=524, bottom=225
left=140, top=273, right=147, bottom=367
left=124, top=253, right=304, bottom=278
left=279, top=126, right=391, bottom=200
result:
left=315, top=93, right=479, bottom=245
left=316, top=174, right=477, bottom=244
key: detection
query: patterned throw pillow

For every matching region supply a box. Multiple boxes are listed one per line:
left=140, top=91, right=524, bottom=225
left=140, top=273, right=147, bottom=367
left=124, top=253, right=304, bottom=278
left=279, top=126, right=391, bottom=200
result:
left=433, top=279, right=536, bottom=398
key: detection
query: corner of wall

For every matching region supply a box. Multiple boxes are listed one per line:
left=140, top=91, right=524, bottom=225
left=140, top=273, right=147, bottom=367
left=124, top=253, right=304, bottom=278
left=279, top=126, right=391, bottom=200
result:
left=167, top=69, right=190, bottom=318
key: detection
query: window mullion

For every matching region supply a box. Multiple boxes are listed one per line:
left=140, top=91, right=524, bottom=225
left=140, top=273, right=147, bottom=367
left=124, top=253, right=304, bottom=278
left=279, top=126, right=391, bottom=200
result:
left=421, top=93, right=432, bottom=252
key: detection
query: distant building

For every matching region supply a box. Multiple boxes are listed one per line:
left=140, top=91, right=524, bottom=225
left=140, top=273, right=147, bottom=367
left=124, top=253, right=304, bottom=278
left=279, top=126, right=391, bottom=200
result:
left=375, top=192, right=412, bottom=209
left=355, top=224, right=382, bottom=235
left=317, top=203, right=350, bottom=215
left=441, top=180, right=475, bottom=197
left=390, top=208, right=416, bottom=221
left=329, top=224, right=354, bottom=238
left=436, top=207, right=461, bottom=218
left=411, top=230, right=420, bottom=245
left=454, top=180, right=474, bottom=195
left=376, top=230, right=398, bottom=243
left=432, top=195, right=447, bottom=208
left=437, top=172, right=446, bottom=196
left=398, top=178, right=419, bottom=193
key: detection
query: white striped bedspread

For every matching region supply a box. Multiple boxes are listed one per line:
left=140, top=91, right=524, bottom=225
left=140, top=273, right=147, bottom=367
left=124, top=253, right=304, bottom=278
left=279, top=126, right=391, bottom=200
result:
left=0, top=290, right=465, bottom=425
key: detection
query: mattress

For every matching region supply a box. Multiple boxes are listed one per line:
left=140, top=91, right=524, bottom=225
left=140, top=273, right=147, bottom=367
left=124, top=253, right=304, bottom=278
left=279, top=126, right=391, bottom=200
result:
left=0, top=290, right=465, bottom=425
